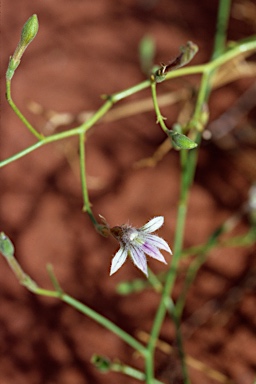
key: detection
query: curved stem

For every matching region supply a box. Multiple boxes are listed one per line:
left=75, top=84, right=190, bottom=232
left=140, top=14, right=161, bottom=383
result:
left=150, top=79, right=169, bottom=134
left=0, top=100, right=113, bottom=168
left=6, top=79, right=43, bottom=140
left=1, top=37, right=256, bottom=169
left=62, top=293, right=146, bottom=354
left=19, top=281, right=146, bottom=354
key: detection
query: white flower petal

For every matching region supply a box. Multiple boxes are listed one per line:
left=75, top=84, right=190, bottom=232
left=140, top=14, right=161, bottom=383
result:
left=140, top=216, right=164, bottom=233
left=142, top=242, right=167, bottom=264
left=129, top=246, right=148, bottom=276
left=145, top=234, right=172, bottom=254
left=110, top=247, right=128, bottom=275
left=109, top=216, right=172, bottom=277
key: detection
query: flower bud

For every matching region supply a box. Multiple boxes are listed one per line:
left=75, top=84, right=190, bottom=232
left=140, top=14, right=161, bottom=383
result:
left=179, top=41, right=199, bottom=67
left=91, top=355, right=111, bottom=372
left=6, top=14, right=39, bottom=80
left=0, top=232, right=14, bottom=259
left=153, top=41, right=198, bottom=83
left=20, top=14, right=39, bottom=48
left=168, top=130, right=198, bottom=150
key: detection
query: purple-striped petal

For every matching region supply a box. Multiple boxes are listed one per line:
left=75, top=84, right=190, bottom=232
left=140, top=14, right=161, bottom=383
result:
left=140, top=216, right=164, bottom=233
left=129, top=246, right=148, bottom=276
left=110, top=215, right=172, bottom=277
left=145, top=234, right=172, bottom=254
left=142, top=242, right=167, bottom=264
left=110, top=247, right=128, bottom=275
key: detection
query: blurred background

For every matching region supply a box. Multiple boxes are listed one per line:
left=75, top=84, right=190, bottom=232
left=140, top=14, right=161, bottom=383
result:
left=1, top=1, right=256, bottom=383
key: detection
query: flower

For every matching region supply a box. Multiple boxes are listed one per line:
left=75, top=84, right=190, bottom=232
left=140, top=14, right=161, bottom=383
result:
left=110, top=216, right=172, bottom=276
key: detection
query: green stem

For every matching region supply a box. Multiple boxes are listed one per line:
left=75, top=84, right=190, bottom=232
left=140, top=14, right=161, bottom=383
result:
left=1, top=244, right=147, bottom=364
left=150, top=79, right=169, bottom=133
left=0, top=127, right=81, bottom=168
left=146, top=5, right=235, bottom=380
left=147, top=35, right=222, bottom=384
left=47, top=264, right=63, bottom=294
left=212, top=0, right=232, bottom=60
left=175, top=210, right=244, bottom=318
left=175, top=0, right=237, bottom=334
left=62, top=294, right=145, bottom=353
left=117, top=228, right=256, bottom=297
left=180, top=226, right=256, bottom=257
left=175, top=239, right=218, bottom=319
left=28, top=285, right=146, bottom=354
left=190, top=70, right=212, bottom=130
left=146, top=26, right=244, bottom=381
left=79, top=132, right=99, bottom=228
left=144, top=348, right=154, bottom=383
left=0, top=100, right=113, bottom=168
left=171, top=305, right=188, bottom=381
left=110, top=360, right=164, bottom=383
left=80, top=98, right=113, bottom=129
left=6, top=79, right=43, bottom=140
left=110, top=35, right=256, bottom=103
left=111, top=80, right=149, bottom=102
left=146, top=147, right=197, bottom=384
left=147, top=68, right=193, bottom=383
left=2, top=37, right=256, bottom=169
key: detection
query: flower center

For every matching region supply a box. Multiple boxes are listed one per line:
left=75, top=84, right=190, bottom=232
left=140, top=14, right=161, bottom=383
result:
left=129, top=230, right=138, bottom=241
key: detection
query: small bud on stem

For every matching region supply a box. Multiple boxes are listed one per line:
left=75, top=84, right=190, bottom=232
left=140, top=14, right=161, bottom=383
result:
left=154, top=41, right=198, bottom=83
left=167, top=129, right=198, bottom=150
left=6, top=14, right=39, bottom=80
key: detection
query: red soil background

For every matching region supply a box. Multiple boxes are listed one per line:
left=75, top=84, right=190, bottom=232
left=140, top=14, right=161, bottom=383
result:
left=1, top=1, right=256, bottom=383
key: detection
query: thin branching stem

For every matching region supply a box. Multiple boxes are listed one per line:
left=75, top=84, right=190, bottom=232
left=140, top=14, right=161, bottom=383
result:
left=19, top=278, right=147, bottom=354
left=79, top=132, right=99, bottom=228
left=2, top=4, right=256, bottom=383
left=2, top=36, right=256, bottom=170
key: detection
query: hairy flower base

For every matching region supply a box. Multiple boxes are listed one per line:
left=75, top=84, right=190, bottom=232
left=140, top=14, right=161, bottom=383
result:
left=110, top=216, right=172, bottom=276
